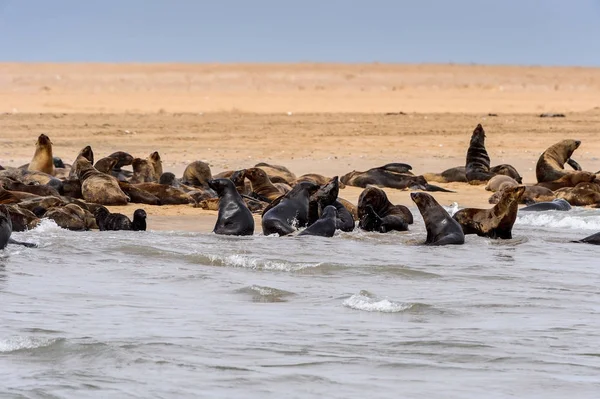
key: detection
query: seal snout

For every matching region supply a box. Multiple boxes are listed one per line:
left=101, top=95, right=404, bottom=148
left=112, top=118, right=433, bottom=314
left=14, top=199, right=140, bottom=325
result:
left=575, top=140, right=581, bottom=148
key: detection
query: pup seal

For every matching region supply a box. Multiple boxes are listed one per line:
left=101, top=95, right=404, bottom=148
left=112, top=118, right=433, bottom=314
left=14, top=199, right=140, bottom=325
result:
left=485, top=175, right=519, bottom=192
left=358, top=186, right=412, bottom=233
left=536, top=139, right=582, bottom=183
left=298, top=205, right=337, bottom=237
left=411, top=192, right=465, bottom=245
left=208, top=178, right=254, bottom=236
left=520, top=198, right=571, bottom=212
left=244, top=167, right=285, bottom=202
left=27, top=134, right=55, bottom=176
left=76, top=157, right=129, bottom=205
left=452, top=186, right=526, bottom=239
left=94, top=207, right=147, bottom=231
left=465, top=124, right=495, bottom=184
left=261, top=181, right=319, bottom=236
left=0, top=205, right=37, bottom=249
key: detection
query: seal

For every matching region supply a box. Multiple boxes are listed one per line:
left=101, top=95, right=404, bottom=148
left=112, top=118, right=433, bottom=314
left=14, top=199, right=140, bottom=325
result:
left=94, top=157, right=118, bottom=174
left=485, top=175, right=519, bottom=192
left=0, top=204, right=37, bottom=249
left=255, top=162, right=297, bottom=185
left=554, top=186, right=600, bottom=206
left=489, top=185, right=554, bottom=205
left=42, top=204, right=94, bottom=231
left=573, top=231, right=600, bottom=245
left=423, top=166, right=467, bottom=183
left=148, top=151, right=163, bottom=179
left=130, top=158, right=158, bottom=183
left=208, top=178, right=254, bottom=236
left=69, top=146, right=94, bottom=179
left=3, top=204, right=40, bottom=231
left=118, top=181, right=161, bottom=205
left=261, top=181, right=319, bottom=236
left=181, top=161, right=212, bottom=187
left=520, top=198, right=571, bottom=212
left=159, top=172, right=180, bottom=187
left=27, top=134, right=55, bottom=176
left=132, top=183, right=196, bottom=205
left=536, top=139, right=582, bottom=183
left=295, top=173, right=347, bottom=189
left=465, top=124, right=495, bottom=184
left=453, top=186, right=526, bottom=239
left=308, top=176, right=354, bottom=232
left=244, top=167, right=285, bottom=202
left=490, top=164, right=523, bottom=183
left=410, top=192, right=465, bottom=245
left=75, top=157, right=129, bottom=205
left=535, top=171, right=595, bottom=191
left=358, top=186, right=412, bottom=233
left=94, top=206, right=147, bottom=231
left=341, top=164, right=453, bottom=192
left=298, top=205, right=337, bottom=237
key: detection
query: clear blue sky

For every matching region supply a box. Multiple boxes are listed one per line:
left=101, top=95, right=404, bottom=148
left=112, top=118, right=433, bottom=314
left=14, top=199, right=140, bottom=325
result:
left=0, top=0, right=599, bottom=66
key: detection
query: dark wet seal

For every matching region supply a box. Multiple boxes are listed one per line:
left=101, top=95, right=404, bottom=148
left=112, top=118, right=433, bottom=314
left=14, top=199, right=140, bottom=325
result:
left=539, top=113, right=565, bottom=118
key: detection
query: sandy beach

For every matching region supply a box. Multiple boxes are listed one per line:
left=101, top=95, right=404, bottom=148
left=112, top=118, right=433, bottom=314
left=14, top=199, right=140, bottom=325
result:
left=1, top=63, right=600, bottom=232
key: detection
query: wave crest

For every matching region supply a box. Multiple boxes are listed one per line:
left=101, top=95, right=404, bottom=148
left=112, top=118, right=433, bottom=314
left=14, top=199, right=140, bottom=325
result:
left=343, top=291, right=413, bottom=313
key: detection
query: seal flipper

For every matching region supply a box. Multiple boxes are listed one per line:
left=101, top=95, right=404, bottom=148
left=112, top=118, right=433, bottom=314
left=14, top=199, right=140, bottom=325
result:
left=567, top=158, right=582, bottom=171
left=424, top=184, right=455, bottom=193
left=8, top=238, right=37, bottom=248
left=379, top=163, right=413, bottom=174
left=334, top=200, right=355, bottom=232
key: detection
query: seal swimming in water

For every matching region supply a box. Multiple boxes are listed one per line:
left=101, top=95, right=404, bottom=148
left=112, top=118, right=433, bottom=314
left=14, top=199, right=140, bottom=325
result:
left=0, top=205, right=37, bottom=249
left=411, top=192, right=464, bottom=245
left=261, top=181, right=319, bottom=236
left=536, top=139, right=583, bottom=183
left=208, top=178, right=254, bottom=236
left=465, top=124, right=495, bottom=184
left=298, top=205, right=337, bottom=237
left=94, top=207, right=147, bottom=231
left=357, top=186, right=412, bottom=233
left=27, top=134, right=55, bottom=176
left=520, top=198, right=571, bottom=212
left=453, top=186, right=526, bottom=239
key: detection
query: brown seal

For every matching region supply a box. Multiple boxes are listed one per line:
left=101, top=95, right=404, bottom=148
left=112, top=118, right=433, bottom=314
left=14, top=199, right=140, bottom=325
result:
left=69, top=146, right=95, bottom=179
left=0, top=176, right=60, bottom=197
left=244, top=167, right=285, bottom=202
left=422, top=166, right=467, bottom=183
left=118, top=181, right=161, bottom=205
left=76, top=157, right=129, bottom=205
left=554, top=184, right=600, bottom=206
left=295, top=173, right=347, bottom=189
left=411, top=192, right=465, bottom=245
left=27, top=134, right=55, bottom=176
left=41, top=204, right=96, bottom=231
left=358, top=186, right=412, bottom=232
left=485, top=175, right=519, bottom=192
left=132, top=183, right=196, bottom=205
left=148, top=151, right=163, bottom=178
left=94, top=157, right=118, bottom=174
left=536, top=139, right=582, bottom=183
left=130, top=158, right=158, bottom=183
left=453, top=186, right=526, bottom=239
left=255, top=162, right=297, bottom=185
left=535, top=171, right=595, bottom=191
left=3, top=204, right=40, bottom=231
left=181, top=161, right=212, bottom=187
left=488, top=185, right=554, bottom=205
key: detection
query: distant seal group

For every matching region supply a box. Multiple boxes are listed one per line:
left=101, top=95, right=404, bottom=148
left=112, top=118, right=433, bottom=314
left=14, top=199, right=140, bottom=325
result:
left=2, top=122, right=600, bottom=249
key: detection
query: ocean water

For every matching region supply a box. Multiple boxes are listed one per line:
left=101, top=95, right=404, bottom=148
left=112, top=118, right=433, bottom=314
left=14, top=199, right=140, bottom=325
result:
left=1, top=206, right=600, bottom=399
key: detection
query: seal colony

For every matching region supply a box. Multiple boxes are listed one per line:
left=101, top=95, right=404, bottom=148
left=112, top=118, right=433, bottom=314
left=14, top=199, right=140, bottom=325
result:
left=2, top=124, right=600, bottom=247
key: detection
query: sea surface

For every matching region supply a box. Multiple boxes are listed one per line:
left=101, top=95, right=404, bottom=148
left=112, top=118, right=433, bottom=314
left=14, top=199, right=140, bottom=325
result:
left=1, top=206, right=600, bottom=399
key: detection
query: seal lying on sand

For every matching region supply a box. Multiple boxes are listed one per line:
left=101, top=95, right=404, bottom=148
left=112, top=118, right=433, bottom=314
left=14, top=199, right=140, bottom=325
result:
left=0, top=204, right=37, bottom=249
left=244, top=167, right=285, bottom=202
left=181, top=161, right=212, bottom=187
left=453, top=186, right=526, bottom=239
left=94, top=207, right=147, bottom=231
left=465, top=124, right=495, bottom=184
left=489, top=185, right=554, bottom=205
left=261, top=182, right=319, bottom=236
left=27, top=134, right=55, bottom=176
left=535, top=171, right=595, bottom=191
left=411, top=192, right=464, bottom=245
left=485, top=175, right=519, bottom=192
left=208, top=178, right=254, bottom=236
left=358, top=186, right=412, bottom=233
left=294, top=173, right=346, bottom=189
left=76, top=157, right=129, bottom=205
left=341, top=163, right=453, bottom=192
left=520, top=198, right=571, bottom=212
left=255, top=162, right=296, bottom=185
left=298, top=205, right=337, bottom=237
left=536, top=139, right=583, bottom=183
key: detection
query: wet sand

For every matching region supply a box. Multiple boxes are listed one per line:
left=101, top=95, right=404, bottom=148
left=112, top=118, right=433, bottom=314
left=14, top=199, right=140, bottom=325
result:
left=1, top=63, right=599, bottom=232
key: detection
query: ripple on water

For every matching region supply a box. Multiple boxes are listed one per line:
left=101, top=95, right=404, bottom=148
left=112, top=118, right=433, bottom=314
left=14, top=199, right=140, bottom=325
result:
left=234, top=285, right=296, bottom=303
left=342, top=290, right=416, bottom=313
left=0, top=336, right=65, bottom=353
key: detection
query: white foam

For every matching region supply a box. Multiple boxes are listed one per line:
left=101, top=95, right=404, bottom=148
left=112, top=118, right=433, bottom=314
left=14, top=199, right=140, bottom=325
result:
left=343, top=292, right=413, bottom=313
left=207, top=253, right=320, bottom=272
left=516, top=212, right=600, bottom=231
left=31, top=218, right=63, bottom=233
left=0, top=336, right=61, bottom=353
